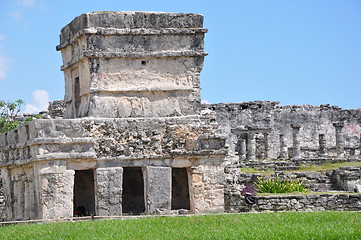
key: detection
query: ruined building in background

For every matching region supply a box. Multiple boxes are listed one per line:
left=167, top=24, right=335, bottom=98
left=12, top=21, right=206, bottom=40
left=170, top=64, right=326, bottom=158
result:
left=0, top=12, right=226, bottom=220
left=1, top=11, right=361, bottom=221
left=206, top=101, right=361, bottom=167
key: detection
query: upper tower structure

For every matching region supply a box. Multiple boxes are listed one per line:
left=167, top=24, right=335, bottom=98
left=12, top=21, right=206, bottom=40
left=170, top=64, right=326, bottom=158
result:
left=56, top=11, right=207, bottom=118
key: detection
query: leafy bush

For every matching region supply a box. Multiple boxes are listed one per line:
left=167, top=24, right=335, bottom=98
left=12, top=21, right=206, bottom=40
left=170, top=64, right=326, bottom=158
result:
left=0, top=99, right=24, bottom=133
left=0, top=99, right=41, bottom=134
left=256, top=174, right=307, bottom=193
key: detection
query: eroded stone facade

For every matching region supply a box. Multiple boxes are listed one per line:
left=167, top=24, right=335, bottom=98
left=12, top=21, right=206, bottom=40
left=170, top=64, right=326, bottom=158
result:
left=0, top=12, right=226, bottom=220
left=204, top=101, right=361, bottom=164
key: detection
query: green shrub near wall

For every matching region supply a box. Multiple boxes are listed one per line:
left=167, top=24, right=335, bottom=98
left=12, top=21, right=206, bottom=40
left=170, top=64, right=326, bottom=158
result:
left=256, top=175, right=307, bottom=193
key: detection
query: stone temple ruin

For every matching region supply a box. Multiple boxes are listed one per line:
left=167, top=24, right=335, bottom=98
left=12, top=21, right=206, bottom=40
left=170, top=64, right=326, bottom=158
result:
left=0, top=11, right=360, bottom=221
left=0, top=12, right=226, bottom=220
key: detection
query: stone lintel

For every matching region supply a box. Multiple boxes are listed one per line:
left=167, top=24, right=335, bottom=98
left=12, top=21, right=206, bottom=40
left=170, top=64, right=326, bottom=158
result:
left=34, top=153, right=97, bottom=161
left=231, top=127, right=271, bottom=135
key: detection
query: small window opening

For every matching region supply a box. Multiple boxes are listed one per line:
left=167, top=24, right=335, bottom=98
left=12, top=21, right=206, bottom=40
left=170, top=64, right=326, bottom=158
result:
left=141, top=60, right=147, bottom=65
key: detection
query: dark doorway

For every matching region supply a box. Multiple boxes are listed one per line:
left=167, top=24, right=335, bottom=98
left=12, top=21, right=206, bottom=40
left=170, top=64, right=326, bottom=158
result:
left=171, top=168, right=190, bottom=210
left=122, top=167, right=145, bottom=214
left=73, top=169, right=95, bottom=216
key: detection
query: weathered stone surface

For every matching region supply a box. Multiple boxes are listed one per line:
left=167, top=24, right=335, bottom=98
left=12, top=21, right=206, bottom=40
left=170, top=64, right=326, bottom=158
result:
left=95, top=167, right=123, bottom=216
left=0, top=11, right=226, bottom=221
left=225, top=193, right=361, bottom=212
left=48, top=100, right=66, bottom=119
left=204, top=101, right=361, bottom=163
left=190, top=165, right=225, bottom=213
left=144, top=166, right=171, bottom=214
left=3, top=11, right=361, bottom=221
left=37, top=165, right=75, bottom=219
left=57, top=11, right=206, bottom=119
left=57, top=12, right=205, bottom=49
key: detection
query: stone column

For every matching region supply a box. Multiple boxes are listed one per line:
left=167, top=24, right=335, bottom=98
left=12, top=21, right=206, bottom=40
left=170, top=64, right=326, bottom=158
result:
left=23, top=177, right=30, bottom=220
left=38, top=167, right=75, bottom=220
left=263, top=133, right=269, bottom=159
left=27, top=177, right=36, bottom=219
left=319, top=134, right=326, bottom=157
left=279, top=134, right=288, bottom=159
left=95, top=167, right=123, bottom=216
left=144, top=166, right=171, bottom=214
left=239, top=139, right=247, bottom=160
left=359, top=134, right=361, bottom=156
left=333, top=123, right=344, bottom=158
left=1, top=168, right=14, bottom=220
left=247, top=130, right=256, bottom=161
left=291, top=124, right=301, bottom=159
left=23, top=167, right=35, bottom=220
left=12, top=171, right=25, bottom=220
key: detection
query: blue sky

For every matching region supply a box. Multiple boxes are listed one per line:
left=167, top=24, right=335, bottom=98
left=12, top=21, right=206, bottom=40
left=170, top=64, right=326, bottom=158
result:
left=0, top=0, right=360, bottom=112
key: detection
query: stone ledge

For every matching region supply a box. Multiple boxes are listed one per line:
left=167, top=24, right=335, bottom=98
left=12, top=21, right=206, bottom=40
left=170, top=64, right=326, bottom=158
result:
left=56, top=27, right=207, bottom=51
left=0, top=137, right=94, bottom=152
left=60, top=50, right=207, bottom=70
left=34, top=152, right=97, bottom=161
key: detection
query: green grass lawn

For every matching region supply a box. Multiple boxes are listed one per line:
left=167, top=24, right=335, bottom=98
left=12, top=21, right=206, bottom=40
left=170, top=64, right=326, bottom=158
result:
left=0, top=211, right=360, bottom=239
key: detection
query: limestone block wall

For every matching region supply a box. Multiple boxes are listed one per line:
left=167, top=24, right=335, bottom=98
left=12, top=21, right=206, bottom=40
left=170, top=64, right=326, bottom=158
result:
left=0, top=115, right=226, bottom=220
left=204, top=102, right=361, bottom=164
left=190, top=165, right=225, bottom=213
left=225, top=193, right=361, bottom=212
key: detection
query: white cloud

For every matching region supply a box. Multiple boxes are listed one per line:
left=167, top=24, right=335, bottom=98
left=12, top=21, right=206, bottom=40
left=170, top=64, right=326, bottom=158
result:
left=201, top=99, right=210, bottom=104
left=25, top=90, right=49, bottom=113
left=10, top=11, right=23, bottom=21
left=19, top=0, right=36, bottom=7
left=0, top=34, right=6, bottom=41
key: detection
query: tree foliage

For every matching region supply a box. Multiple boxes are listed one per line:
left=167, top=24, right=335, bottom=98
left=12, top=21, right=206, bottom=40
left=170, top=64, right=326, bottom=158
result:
left=0, top=100, right=41, bottom=134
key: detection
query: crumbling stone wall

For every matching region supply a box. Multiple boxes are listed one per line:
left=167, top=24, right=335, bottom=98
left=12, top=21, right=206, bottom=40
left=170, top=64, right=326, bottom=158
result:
left=0, top=11, right=227, bottom=221
left=227, top=166, right=361, bottom=193
left=0, top=115, right=226, bottom=220
left=203, top=101, right=361, bottom=164
left=226, top=193, right=361, bottom=212
left=48, top=100, right=65, bottom=119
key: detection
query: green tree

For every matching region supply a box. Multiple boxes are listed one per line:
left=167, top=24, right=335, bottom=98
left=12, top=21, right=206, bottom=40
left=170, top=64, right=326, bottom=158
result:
left=0, top=99, right=26, bottom=133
